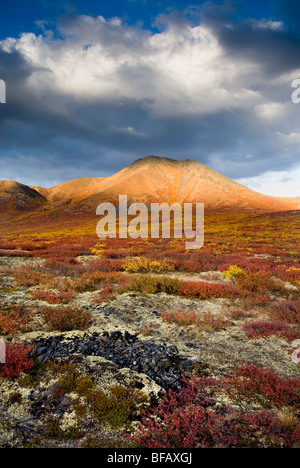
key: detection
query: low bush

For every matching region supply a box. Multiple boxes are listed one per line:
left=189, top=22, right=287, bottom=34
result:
left=41, top=306, right=92, bottom=332
left=93, top=285, right=117, bottom=304
left=227, top=364, right=300, bottom=409
left=161, top=309, right=200, bottom=327
left=86, top=385, right=148, bottom=429
left=0, top=306, right=34, bottom=335
left=229, top=308, right=255, bottom=321
left=236, top=271, right=286, bottom=295
left=222, top=265, right=244, bottom=281
left=242, top=320, right=299, bottom=341
left=181, top=251, right=225, bottom=273
left=123, top=258, right=174, bottom=274
left=72, top=271, right=106, bottom=292
left=0, top=343, right=34, bottom=379
left=92, top=273, right=130, bottom=304
left=199, top=313, right=233, bottom=331
left=13, top=267, right=52, bottom=288
left=178, top=281, right=232, bottom=299
left=269, top=300, right=300, bottom=325
left=31, top=290, right=76, bottom=305
left=132, top=375, right=300, bottom=448
left=59, top=373, right=95, bottom=396
left=129, top=275, right=183, bottom=295
left=161, top=309, right=232, bottom=331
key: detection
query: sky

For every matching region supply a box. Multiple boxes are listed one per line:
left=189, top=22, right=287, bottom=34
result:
left=0, top=0, right=300, bottom=197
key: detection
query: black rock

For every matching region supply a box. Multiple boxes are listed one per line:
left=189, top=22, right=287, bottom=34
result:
left=29, top=331, right=193, bottom=391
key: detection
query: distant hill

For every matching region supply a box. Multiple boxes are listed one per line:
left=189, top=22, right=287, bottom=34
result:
left=1, top=156, right=299, bottom=216
left=0, top=180, right=46, bottom=212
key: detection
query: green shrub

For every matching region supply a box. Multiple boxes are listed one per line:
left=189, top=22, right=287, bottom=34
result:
left=86, top=385, right=148, bottom=429
left=59, top=373, right=95, bottom=396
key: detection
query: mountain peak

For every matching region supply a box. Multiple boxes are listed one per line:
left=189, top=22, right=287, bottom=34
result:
left=130, top=155, right=178, bottom=166
left=130, top=155, right=210, bottom=170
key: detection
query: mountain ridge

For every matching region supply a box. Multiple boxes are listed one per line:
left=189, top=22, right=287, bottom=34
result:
left=0, top=156, right=299, bottom=214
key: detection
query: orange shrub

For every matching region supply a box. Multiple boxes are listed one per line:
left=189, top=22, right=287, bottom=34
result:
left=0, top=306, right=34, bottom=335
left=31, top=290, right=76, bottom=304
left=93, top=285, right=117, bottom=304
left=41, top=306, right=92, bottom=331
left=161, top=309, right=232, bottom=331
left=178, top=281, right=232, bottom=299
left=13, top=267, right=53, bottom=288
left=200, top=313, right=233, bottom=331
left=236, top=271, right=286, bottom=294
left=161, top=309, right=200, bottom=327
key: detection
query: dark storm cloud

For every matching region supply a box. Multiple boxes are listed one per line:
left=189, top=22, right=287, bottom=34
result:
left=201, top=0, right=300, bottom=76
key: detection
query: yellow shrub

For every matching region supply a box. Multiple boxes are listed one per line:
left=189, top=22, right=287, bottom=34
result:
left=123, top=257, right=174, bottom=274
left=90, top=243, right=106, bottom=255
left=222, top=265, right=244, bottom=281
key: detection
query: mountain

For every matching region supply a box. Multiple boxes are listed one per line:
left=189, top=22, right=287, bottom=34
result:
left=1, top=156, right=299, bottom=216
left=77, top=156, right=300, bottom=212
left=32, top=177, right=104, bottom=204
left=0, top=180, right=46, bottom=212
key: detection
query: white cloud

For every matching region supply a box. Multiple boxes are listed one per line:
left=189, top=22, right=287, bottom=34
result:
left=237, top=166, right=300, bottom=198
left=255, top=102, right=288, bottom=122
left=254, top=20, right=285, bottom=31
left=0, top=15, right=265, bottom=117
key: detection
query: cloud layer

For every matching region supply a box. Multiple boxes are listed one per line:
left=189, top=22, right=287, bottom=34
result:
left=0, top=2, right=300, bottom=196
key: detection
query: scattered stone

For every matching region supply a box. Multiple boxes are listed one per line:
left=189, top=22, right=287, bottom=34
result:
left=30, top=331, right=194, bottom=390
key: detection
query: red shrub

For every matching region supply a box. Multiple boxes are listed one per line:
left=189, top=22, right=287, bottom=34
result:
left=178, top=281, right=233, bottom=299
left=132, top=376, right=300, bottom=448
left=228, top=364, right=300, bottom=409
left=237, top=291, right=272, bottom=308
left=242, top=320, right=299, bottom=341
left=44, top=256, right=79, bottom=267
left=0, top=343, right=34, bottom=378
left=85, top=258, right=123, bottom=273
left=161, top=309, right=232, bottom=330
left=270, top=300, right=300, bottom=325
left=182, top=251, right=225, bottom=273
left=101, top=249, right=128, bottom=259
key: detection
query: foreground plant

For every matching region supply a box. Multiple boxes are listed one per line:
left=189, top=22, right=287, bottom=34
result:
left=161, top=309, right=232, bottom=331
left=123, top=257, right=174, bottom=274
left=132, top=373, right=300, bottom=448
left=242, top=320, right=299, bottom=341
left=0, top=305, right=34, bottom=335
left=41, top=306, right=92, bottom=331
left=0, top=343, right=34, bottom=378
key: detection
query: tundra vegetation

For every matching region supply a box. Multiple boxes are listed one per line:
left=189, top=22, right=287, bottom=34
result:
left=0, top=211, right=299, bottom=448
